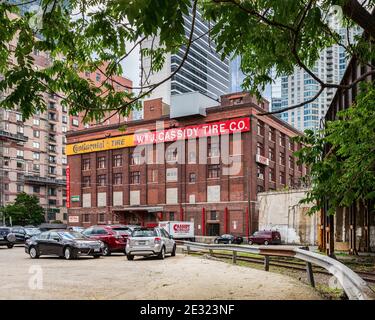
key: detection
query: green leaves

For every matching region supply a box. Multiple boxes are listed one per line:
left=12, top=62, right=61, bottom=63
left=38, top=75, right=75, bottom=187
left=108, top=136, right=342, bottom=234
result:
left=294, top=83, right=375, bottom=215
left=0, top=193, right=45, bottom=226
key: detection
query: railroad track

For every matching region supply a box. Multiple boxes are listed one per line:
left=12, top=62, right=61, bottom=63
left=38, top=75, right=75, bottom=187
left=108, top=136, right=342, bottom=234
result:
left=184, top=249, right=375, bottom=284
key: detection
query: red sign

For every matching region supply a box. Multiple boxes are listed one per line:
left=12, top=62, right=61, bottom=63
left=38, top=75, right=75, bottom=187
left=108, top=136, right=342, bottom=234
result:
left=66, top=165, right=70, bottom=208
left=134, top=117, right=250, bottom=145
left=173, top=223, right=191, bottom=233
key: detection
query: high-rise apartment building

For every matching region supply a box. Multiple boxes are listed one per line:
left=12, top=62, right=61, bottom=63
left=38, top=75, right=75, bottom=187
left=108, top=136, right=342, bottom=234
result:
left=280, top=18, right=362, bottom=131
left=0, top=49, right=68, bottom=222
left=141, top=8, right=230, bottom=105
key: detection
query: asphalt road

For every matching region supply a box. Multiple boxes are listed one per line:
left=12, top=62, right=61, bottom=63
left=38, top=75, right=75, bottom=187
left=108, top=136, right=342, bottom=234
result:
left=0, top=246, right=322, bottom=300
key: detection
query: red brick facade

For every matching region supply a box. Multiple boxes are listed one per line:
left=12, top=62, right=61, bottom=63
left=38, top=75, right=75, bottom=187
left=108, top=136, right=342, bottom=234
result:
left=67, top=93, right=306, bottom=236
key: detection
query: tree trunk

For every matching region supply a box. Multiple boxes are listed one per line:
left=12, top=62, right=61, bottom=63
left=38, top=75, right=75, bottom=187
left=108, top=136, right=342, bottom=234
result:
left=342, top=0, right=375, bottom=38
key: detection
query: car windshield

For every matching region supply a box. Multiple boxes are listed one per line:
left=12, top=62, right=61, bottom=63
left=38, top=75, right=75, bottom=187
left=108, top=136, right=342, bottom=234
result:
left=58, top=231, right=86, bottom=240
left=132, top=229, right=157, bottom=237
left=112, top=227, right=131, bottom=235
left=25, top=228, right=40, bottom=235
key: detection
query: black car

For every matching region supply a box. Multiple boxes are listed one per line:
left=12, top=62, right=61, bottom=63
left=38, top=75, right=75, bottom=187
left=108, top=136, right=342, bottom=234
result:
left=25, top=230, right=105, bottom=260
left=214, top=234, right=243, bottom=244
left=12, top=226, right=41, bottom=243
left=0, top=227, right=16, bottom=248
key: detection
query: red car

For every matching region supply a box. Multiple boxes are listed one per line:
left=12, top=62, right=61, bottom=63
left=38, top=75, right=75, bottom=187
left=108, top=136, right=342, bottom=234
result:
left=248, top=230, right=281, bottom=245
left=82, top=225, right=131, bottom=255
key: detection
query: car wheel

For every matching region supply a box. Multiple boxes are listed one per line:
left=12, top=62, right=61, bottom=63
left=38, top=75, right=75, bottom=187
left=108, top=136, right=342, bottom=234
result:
left=228, top=240, right=232, bottom=244
left=248, top=240, right=253, bottom=245
left=264, top=240, right=269, bottom=245
left=171, top=244, right=176, bottom=257
left=29, top=246, right=39, bottom=259
left=64, top=247, right=75, bottom=260
left=214, top=239, right=218, bottom=244
left=7, top=243, right=14, bottom=249
left=127, top=254, right=134, bottom=261
left=93, top=255, right=101, bottom=259
left=102, top=244, right=111, bottom=256
left=158, top=246, right=166, bottom=260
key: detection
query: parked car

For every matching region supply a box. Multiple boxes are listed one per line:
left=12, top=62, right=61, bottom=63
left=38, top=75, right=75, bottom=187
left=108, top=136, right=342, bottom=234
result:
left=214, top=234, right=243, bottom=244
left=11, top=226, right=41, bottom=243
left=0, top=227, right=16, bottom=248
left=67, top=226, right=85, bottom=233
left=125, top=227, right=176, bottom=260
left=82, top=225, right=128, bottom=256
left=25, top=230, right=104, bottom=259
left=248, top=230, right=281, bottom=245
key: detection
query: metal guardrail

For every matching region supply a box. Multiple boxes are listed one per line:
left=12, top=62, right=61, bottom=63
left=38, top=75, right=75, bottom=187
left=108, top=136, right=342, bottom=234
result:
left=178, top=241, right=375, bottom=300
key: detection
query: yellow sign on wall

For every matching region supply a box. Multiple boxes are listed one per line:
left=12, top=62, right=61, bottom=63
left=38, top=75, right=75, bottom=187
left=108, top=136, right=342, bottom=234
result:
left=66, top=135, right=135, bottom=155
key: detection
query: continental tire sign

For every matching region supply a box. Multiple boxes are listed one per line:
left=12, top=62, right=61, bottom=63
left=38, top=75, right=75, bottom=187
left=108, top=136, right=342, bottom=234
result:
left=66, top=135, right=135, bottom=155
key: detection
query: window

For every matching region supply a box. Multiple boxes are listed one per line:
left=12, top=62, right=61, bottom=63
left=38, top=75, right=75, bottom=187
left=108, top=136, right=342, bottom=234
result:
left=48, top=166, right=56, bottom=175
left=33, top=152, right=40, bottom=160
left=82, top=159, right=90, bottom=170
left=130, top=151, right=142, bottom=165
left=257, top=142, right=264, bottom=156
left=97, top=175, right=106, bottom=186
left=83, top=214, right=90, bottom=223
left=62, top=115, right=67, bottom=123
left=208, top=164, right=220, bottom=178
left=289, top=156, right=294, bottom=169
left=210, top=211, right=218, bottom=220
left=49, top=155, right=56, bottom=163
left=3, top=147, right=9, bottom=155
left=48, top=112, right=57, bottom=121
left=96, top=73, right=101, bottom=82
left=280, top=172, right=286, bottom=185
left=33, top=186, right=40, bottom=193
left=32, top=142, right=40, bottom=149
left=99, top=213, right=105, bottom=222
left=279, top=152, right=285, bottom=166
left=17, top=173, right=23, bottom=181
left=268, top=147, right=275, bottom=161
left=130, top=171, right=140, bottom=184
left=257, top=165, right=265, bottom=180
left=166, top=148, right=177, bottom=162
left=62, top=126, right=67, bottom=133
left=17, top=184, right=24, bottom=192
left=83, top=176, right=91, bottom=188
left=208, top=141, right=220, bottom=157
left=169, top=212, right=175, bottom=221
left=189, top=172, right=196, bottom=183
left=97, top=157, right=106, bottom=169
left=149, top=169, right=158, bottom=183
left=289, top=174, right=294, bottom=185
left=72, top=119, right=79, bottom=127
left=269, top=168, right=275, bottom=182
left=113, top=173, right=123, bottom=185
left=257, top=121, right=265, bottom=136
left=62, top=157, right=67, bottom=165
left=113, top=154, right=122, bottom=167
left=48, top=188, right=57, bottom=196
left=16, top=113, right=22, bottom=121
left=268, top=128, right=276, bottom=141
left=33, top=164, right=40, bottom=172
left=289, top=138, right=294, bottom=151
left=17, top=126, right=24, bottom=134
left=17, top=161, right=23, bottom=169
left=279, top=134, right=285, bottom=147
left=17, top=150, right=24, bottom=158
left=33, top=130, right=40, bottom=138
left=4, top=183, right=9, bottom=191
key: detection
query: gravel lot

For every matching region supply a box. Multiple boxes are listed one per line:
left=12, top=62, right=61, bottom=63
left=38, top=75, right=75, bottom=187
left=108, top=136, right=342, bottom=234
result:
left=0, top=246, right=322, bottom=300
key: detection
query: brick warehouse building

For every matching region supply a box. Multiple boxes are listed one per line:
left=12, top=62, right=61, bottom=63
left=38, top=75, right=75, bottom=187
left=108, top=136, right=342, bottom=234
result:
left=66, top=92, right=306, bottom=237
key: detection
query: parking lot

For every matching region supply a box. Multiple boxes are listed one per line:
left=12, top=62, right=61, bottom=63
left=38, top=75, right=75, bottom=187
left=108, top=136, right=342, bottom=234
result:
left=0, top=246, right=322, bottom=300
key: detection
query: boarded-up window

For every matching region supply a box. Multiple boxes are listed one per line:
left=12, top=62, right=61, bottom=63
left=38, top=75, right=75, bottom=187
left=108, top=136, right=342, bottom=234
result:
left=97, top=192, right=107, bottom=207
left=207, top=185, right=220, bottom=202
left=166, top=188, right=178, bottom=204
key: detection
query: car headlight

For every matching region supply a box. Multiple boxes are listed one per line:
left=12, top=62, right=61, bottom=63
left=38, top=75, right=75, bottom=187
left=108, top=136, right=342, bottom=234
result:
left=75, top=242, right=86, bottom=248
